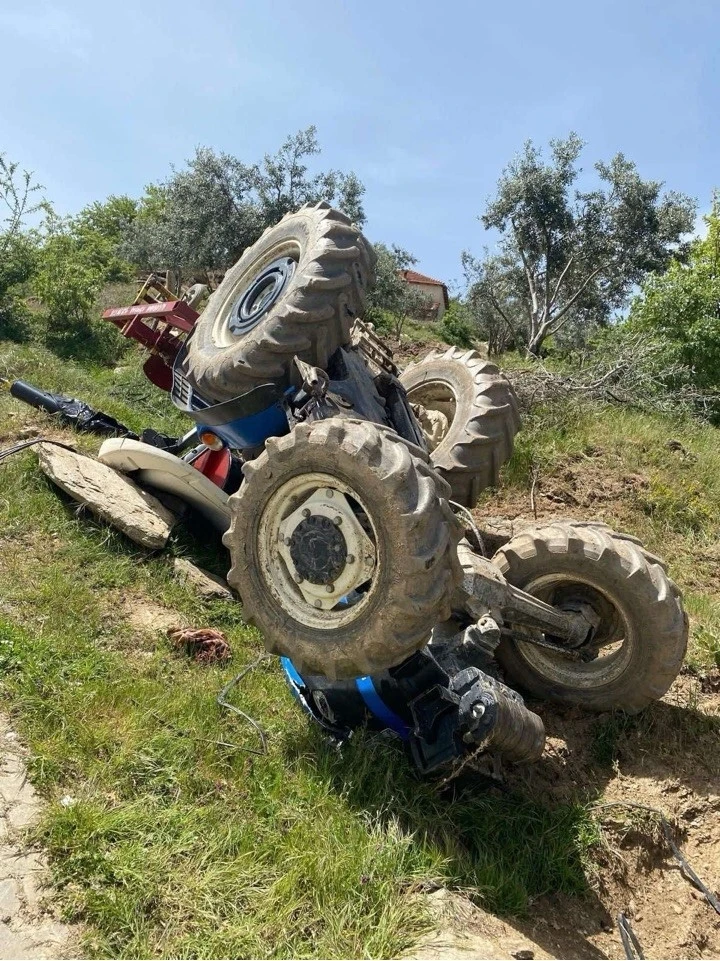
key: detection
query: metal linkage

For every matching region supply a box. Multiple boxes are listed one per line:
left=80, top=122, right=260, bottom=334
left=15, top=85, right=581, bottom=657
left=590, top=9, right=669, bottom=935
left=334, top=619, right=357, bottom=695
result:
left=457, top=541, right=595, bottom=653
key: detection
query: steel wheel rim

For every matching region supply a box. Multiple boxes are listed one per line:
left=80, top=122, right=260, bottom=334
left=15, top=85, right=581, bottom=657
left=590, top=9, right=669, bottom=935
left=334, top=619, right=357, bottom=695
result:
left=257, top=471, right=381, bottom=631
left=406, top=378, right=457, bottom=449
left=512, top=572, right=635, bottom=688
left=211, top=240, right=301, bottom=348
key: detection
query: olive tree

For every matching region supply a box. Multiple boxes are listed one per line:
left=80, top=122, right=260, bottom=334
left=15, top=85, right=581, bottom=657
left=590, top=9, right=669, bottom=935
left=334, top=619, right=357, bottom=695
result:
left=122, top=127, right=366, bottom=281
left=0, top=154, right=45, bottom=338
left=364, top=243, right=430, bottom=337
left=464, top=134, right=695, bottom=355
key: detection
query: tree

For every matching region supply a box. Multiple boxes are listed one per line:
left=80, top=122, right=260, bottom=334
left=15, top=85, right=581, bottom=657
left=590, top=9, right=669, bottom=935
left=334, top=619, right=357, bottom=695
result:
left=364, top=243, right=430, bottom=337
left=34, top=214, right=128, bottom=362
left=436, top=298, right=476, bottom=348
left=464, top=134, right=695, bottom=355
left=122, top=127, right=365, bottom=281
left=0, top=154, right=45, bottom=339
left=629, top=196, right=720, bottom=398
left=75, top=194, right=137, bottom=243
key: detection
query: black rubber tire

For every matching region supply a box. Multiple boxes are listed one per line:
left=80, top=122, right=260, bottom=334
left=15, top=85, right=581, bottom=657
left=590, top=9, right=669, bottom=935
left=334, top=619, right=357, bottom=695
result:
left=224, top=418, right=463, bottom=679
left=493, top=521, right=688, bottom=712
left=183, top=202, right=376, bottom=401
left=399, top=347, right=520, bottom=507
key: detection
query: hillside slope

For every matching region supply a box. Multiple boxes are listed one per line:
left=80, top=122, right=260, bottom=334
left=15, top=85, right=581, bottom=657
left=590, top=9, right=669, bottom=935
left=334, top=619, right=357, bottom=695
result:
left=0, top=337, right=718, bottom=959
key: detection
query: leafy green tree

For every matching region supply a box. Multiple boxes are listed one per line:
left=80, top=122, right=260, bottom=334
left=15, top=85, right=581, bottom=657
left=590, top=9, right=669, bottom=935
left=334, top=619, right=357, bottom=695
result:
left=464, top=134, right=695, bottom=355
left=364, top=243, right=430, bottom=337
left=0, top=154, right=45, bottom=340
left=122, top=127, right=365, bottom=280
left=437, top=299, right=476, bottom=348
left=75, top=194, right=137, bottom=243
left=629, top=197, right=720, bottom=395
left=34, top=216, right=126, bottom=362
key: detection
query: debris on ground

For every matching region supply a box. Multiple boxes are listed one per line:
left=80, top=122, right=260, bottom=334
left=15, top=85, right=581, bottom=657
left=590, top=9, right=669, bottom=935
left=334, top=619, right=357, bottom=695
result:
left=168, top=626, right=231, bottom=664
left=172, top=558, right=233, bottom=601
left=8, top=379, right=137, bottom=438
left=35, top=443, right=176, bottom=548
left=0, top=717, right=79, bottom=959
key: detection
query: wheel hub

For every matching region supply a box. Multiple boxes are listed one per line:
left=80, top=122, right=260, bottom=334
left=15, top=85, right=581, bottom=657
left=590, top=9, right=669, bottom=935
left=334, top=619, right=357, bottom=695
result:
left=276, top=488, right=376, bottom=610
left=227, top=256, right=296, bottom=336
left=289, top=515, right=348, bottom=585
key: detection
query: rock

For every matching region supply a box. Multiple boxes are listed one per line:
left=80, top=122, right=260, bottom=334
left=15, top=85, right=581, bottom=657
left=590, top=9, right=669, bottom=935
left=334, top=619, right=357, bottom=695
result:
left=17, top=427, right=40, bottom=439
left=511, top=951, right=535, bottom=960
left=0, top=879, right=20, bottom=919
left=36, top=443, right=175, bottom=549
left=173, top=558, right=233, bottom=601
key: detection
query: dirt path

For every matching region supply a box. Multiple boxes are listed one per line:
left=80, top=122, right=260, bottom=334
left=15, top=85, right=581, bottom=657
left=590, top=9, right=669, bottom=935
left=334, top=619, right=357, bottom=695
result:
left=0, top=717, right=78, bottom=960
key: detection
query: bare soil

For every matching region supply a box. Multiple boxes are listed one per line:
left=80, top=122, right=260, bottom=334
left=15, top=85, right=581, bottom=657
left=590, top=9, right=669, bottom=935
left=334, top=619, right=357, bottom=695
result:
left=420, top=453, right=720, bottom=960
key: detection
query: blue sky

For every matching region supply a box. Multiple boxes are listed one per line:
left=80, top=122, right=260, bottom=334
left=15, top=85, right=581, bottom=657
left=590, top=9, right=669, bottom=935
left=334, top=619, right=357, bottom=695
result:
left=1, top=0, right=717, bottom=289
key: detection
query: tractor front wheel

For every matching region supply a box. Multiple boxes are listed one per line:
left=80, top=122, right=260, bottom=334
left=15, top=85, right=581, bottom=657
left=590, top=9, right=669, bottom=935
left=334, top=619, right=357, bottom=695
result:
left=493, top=521, right=688, bottom=712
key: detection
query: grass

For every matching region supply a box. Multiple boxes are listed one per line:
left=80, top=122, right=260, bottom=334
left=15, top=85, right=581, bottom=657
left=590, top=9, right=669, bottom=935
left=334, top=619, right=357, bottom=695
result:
left=0, top=337, right=603, bottom=958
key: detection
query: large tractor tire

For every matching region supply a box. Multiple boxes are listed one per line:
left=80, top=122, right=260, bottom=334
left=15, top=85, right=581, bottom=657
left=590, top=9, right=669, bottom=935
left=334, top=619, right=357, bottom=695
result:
left=493, top=521, right=688, bottom=712
left=225, top=418, right=463, bottom=679
left=183, top=202, right=376, bottom=402
left=400, top=347, right=520, bottom=508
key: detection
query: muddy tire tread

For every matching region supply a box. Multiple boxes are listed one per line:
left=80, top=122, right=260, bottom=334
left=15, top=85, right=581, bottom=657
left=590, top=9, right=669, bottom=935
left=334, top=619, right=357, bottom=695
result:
left=185, top=202, right=376, bottom=401
left=400, top=347, right=520, bottom=506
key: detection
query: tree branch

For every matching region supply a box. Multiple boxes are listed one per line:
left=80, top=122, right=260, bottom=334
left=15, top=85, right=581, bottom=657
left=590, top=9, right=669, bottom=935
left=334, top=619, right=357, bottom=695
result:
left=512, top=217, right=539, bottom=334
left=548, top=253, right=575, bottom=310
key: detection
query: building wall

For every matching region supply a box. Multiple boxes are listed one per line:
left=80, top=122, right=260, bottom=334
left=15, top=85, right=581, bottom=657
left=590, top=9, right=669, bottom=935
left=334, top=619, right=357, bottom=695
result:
left=409, top=281, right=447, bottom=320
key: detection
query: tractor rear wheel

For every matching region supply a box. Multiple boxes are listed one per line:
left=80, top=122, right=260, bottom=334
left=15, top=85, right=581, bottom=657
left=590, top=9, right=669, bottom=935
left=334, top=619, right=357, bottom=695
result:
left=225, top=418, right=463, bottom=679
left=400, top=347, right=520, bottom=507
left=183, top=202, right=376, bottom=402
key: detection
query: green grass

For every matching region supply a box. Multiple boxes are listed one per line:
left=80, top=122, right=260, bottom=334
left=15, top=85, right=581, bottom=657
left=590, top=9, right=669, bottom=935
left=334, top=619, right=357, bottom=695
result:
left=0, top=339, right=602, bottom=958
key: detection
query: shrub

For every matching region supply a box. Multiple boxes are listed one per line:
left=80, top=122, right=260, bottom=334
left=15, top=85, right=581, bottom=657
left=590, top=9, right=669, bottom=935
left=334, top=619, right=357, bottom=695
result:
left=437, top=300, right=476, bottom=348
left=34, top=227, right=127, bottom=365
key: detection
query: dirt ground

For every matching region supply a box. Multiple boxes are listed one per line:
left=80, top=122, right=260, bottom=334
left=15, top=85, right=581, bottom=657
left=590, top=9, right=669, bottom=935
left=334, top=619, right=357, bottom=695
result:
left=412, top=454, right=720, bottom=961
left=410, top=670, right=720, bottom=960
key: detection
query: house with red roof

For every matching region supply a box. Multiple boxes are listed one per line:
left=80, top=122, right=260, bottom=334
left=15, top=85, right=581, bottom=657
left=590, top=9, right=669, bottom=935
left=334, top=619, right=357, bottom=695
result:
left=399, top=270, right=450, bottom=321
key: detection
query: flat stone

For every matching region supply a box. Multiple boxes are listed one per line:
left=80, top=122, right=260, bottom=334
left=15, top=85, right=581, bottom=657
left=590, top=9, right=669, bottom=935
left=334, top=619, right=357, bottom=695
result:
left=6, top=800, right=40, bottom=832
left=173, top=558, right=233, bottom=601
left=0, top=925, right=40, bottom=959
left=0, top=878, right=20, bottom=919
left=27, top=919, right=73, bottom=946
left=36, top=443, right=175, bottom=549
left=0, top=719, right=78, bottom=958
left=0, top=770, right=30, bottom=806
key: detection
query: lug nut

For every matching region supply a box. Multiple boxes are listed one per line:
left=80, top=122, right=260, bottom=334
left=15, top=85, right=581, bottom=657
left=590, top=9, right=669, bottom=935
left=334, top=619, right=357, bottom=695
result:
left=347, top=554, right=355, bottom=563
left=326, top=488, right=334, bottom=497
left=314, top=600, right=322, bottom=609
left=333, top=516, right=342, bottom=526
left=284, top=537, right=291, bottom=546
left=302, top=508, right=311, bottom=518
left=326, top=583, right=334, bottom=593
left=294, top=574, right=303, bottom=583
left=472, top=704, right=486, bottom=720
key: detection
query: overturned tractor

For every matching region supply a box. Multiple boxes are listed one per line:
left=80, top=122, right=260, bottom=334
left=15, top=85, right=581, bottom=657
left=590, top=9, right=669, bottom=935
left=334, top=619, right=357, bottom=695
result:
left=95, top=202, right=687, bottom=775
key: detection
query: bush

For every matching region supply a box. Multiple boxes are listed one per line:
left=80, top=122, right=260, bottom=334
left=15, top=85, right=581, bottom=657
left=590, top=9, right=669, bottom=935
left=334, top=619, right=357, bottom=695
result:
left=34, top=228, right=128, bottom=365
left=629, top=197, right=720, bottom=404
left=0, top=155, right=43, bottom=343
left=437, top=300, right=476, bottom=348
